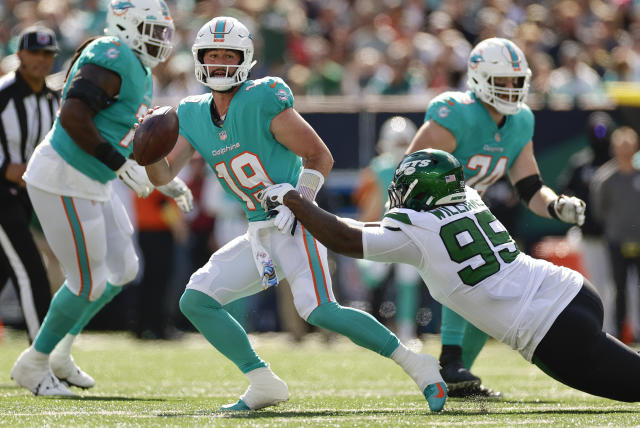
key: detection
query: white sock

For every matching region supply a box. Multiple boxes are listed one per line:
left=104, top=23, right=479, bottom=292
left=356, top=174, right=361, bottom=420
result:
left=52, top=333, right=76, bottom=357
left=391, top=343, right=441, bottom=390
left=390, top=342, right=412, bottom=366
left=27, top=346, right=50, bottom=364
left=246, top=366, right=274, bottom=385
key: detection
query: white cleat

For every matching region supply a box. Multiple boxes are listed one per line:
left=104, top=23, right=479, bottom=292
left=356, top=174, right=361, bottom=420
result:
left=221, top=367, right=290, bottom=411
left=50, top=353, right=95, bottom=389
left=11, top=348, right=74, bottom=397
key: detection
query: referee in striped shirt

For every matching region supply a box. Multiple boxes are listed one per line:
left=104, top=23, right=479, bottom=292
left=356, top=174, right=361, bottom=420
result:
left=0, top=26, right=59, bottom=341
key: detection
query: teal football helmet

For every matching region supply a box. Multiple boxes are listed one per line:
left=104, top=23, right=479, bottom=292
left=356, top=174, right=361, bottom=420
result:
left=388, top=149, right=466, bottom=211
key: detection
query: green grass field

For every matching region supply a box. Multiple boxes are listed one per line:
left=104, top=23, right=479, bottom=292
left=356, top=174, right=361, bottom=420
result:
left=0, top=328, right=638, bottom=427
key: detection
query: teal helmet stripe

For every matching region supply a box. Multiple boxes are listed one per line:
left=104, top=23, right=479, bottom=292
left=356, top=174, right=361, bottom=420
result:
left=214, top=19, right=226, bottom=41
left=504, top=41, right=521, bottom=71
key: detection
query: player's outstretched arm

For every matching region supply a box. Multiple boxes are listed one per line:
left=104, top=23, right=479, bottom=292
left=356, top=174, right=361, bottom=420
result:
left=144, top=134, right=195, bottom=186
left=407, top=120, right=457, bottom=155
left=284, top=190, right=364, bottom=258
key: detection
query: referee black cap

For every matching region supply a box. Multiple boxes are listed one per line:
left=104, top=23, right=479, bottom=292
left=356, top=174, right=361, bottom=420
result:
left=18, top=26, right=59, bottom=53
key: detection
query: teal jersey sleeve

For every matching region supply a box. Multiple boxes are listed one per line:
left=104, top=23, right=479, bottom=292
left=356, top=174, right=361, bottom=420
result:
left=425, top=91, right=476, bottom=143
left=50, top=36, right=152, bottom=183
left=177, top=77, right=302, bottom=222
left=243, top=76, right=294, bottom=127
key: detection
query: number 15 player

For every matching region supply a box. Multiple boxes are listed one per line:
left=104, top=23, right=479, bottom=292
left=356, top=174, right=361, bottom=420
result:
left=407, top=38, right=586, bottom=397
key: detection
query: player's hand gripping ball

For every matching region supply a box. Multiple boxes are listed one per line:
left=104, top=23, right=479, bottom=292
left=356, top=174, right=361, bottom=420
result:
left=133, top=106, right=179, bottom=165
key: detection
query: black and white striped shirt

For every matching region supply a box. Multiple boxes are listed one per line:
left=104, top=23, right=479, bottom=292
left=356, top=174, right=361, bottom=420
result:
left=0, top=70, right=59, bottom=194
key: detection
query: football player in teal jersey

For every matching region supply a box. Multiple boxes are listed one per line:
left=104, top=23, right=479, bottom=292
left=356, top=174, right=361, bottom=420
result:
left=144, top=16, right=447, bottom=412
left=11, top=0, right=191, bottom=397
left=258, top=148, right=640, bottom=404
left=353, top=116, right=423, bottom=345
left=407, top=38, right=587, bottom=398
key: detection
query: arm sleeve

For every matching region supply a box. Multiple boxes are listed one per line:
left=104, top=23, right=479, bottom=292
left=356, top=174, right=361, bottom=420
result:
left=362, top=224, right=423, bottom=267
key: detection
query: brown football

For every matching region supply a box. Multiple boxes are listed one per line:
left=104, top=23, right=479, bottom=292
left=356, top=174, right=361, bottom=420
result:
left=133, top=106, right=179, bottom=166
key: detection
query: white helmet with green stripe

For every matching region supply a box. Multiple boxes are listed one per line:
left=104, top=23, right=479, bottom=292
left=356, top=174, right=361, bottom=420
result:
left=192, top=16, right=257, bottom=91
left=467, top=37, right=531, bottom=115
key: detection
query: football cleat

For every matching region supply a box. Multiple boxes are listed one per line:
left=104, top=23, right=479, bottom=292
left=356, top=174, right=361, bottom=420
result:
left=11, top=348, right=74, bottom=396
left=402, top=353, right=447, bottom=411
left=220, top=367, right=289, bottom=411
left=448, top=384, right=502, bottom=399
left=440, top=359, right=481, bottom=391
left=423, top=381, right=448, bottom=412
left=50, top=352, right=95, bottom=389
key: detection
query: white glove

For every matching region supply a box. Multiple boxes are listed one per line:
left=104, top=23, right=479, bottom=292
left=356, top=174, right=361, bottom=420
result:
left=550, top=195, right=586, bottom=226
left=156, top=177, right=194, bottom=213
left=257, top=183, right=295, bottom=211
left=116, top=159, right=153, bottom=198
left=269, top=205, right=297, bottom=235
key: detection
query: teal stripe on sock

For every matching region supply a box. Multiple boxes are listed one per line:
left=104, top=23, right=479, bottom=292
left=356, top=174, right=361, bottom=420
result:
left=61, top=196, right=92, bottom=299
left=33, top=283, right=90, bottom=353
left=301, top=226, right=330, bottom=304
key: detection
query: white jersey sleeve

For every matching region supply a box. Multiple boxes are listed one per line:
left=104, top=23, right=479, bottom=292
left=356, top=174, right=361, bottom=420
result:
left=362, top=223, right=423, bottom=266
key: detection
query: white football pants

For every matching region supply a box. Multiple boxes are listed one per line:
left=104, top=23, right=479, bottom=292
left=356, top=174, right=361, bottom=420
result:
left=186, top=221, right=335, bottom=320
left=27, top=184, right=139, bottom=301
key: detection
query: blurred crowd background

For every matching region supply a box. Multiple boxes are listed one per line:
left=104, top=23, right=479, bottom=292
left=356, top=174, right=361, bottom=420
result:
left=2, top=0, right=640, bottom=103
left=2, top=0, right=640, bottom=345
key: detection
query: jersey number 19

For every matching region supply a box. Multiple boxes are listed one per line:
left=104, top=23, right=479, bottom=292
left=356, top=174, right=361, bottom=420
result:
left=214, top=152, right=273, bottom=210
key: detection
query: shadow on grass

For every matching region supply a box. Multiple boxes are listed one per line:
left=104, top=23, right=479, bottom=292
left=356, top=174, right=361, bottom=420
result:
left=66, top=396, right=167, bottom=402
left=157, top=409, right=430, bottom=419
left=156, top=407, right=640, bottom=419
left=444, top=408, right=639, bottom=416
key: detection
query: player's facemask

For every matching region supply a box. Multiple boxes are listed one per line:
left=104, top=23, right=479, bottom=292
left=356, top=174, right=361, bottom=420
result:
left=467, top=37, right=531, bottom=115
left=388, top=149, right=466, bottom=212
left=105, top=0, right=174, bottom=69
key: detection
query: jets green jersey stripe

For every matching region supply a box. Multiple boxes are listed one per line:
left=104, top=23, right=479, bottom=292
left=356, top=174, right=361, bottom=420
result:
left=50, top=36, right=152, bottom=183
left=425, top=91, right=534, bottom=194
left=178, top=77, right=302, bottom=222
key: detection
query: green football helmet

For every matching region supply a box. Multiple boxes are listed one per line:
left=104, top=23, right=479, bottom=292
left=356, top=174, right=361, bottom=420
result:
left=388, top=149, right=466, bottom=211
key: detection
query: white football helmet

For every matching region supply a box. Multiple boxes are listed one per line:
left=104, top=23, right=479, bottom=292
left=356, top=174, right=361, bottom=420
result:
left=377, top=116, right=417, bottom=162
left=192, top=17, right=257, bottom=91
left=105, top=0, right=174, bottom=69
left=467, top=38, right=531, bottom=115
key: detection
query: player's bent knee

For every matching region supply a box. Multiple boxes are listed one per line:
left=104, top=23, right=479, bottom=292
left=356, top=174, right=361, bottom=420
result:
left=306, top=302, right=340, bottom=327
left=179, top=288, right=223, bottom=319
left=110, top=254, right=139, bottom=286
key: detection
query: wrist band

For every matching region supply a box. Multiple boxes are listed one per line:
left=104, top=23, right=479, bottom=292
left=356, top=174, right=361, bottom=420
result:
left=296, top=168, right=325, bottom=201
left=95, top=142, right=126, bottom=171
